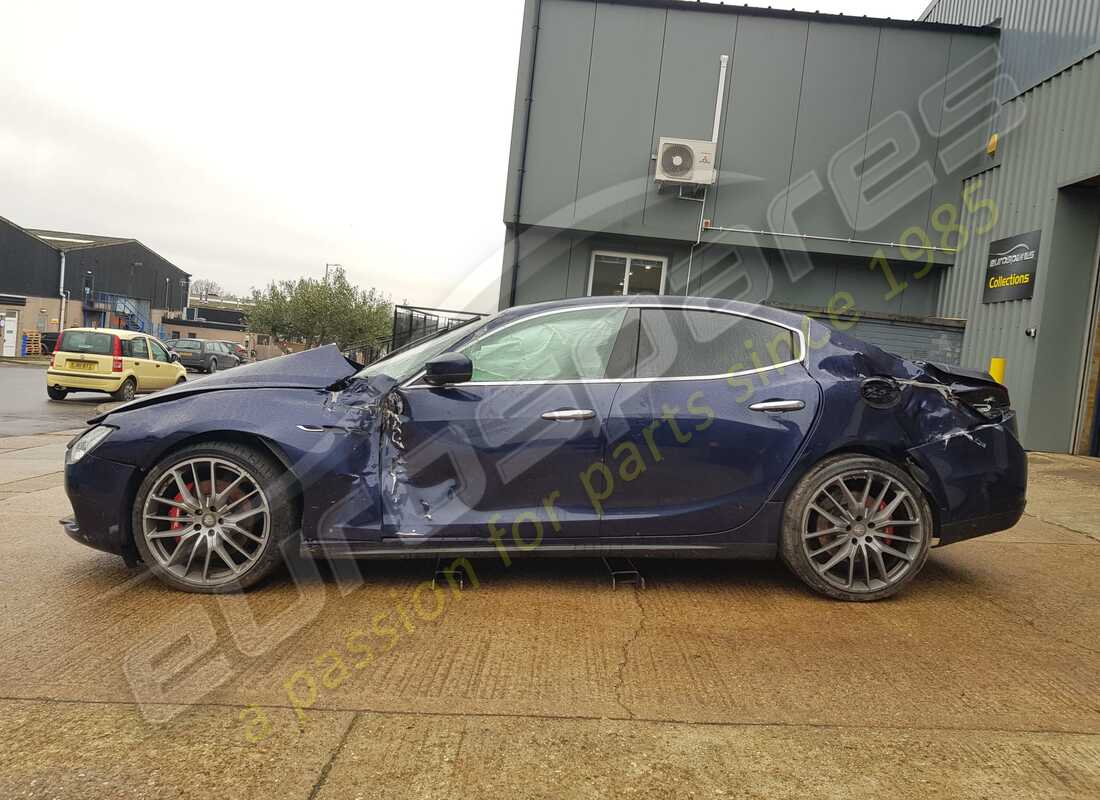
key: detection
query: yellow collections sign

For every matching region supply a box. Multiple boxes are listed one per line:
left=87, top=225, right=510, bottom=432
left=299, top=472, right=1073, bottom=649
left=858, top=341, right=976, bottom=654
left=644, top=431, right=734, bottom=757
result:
left=983, top=230, right=1040, bottom=303
left=987, top=272, right=1031, bottom=289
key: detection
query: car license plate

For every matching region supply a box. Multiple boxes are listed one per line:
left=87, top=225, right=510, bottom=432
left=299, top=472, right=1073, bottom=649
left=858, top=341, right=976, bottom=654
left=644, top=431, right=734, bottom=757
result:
left=67, top=360, right=96, bottom=371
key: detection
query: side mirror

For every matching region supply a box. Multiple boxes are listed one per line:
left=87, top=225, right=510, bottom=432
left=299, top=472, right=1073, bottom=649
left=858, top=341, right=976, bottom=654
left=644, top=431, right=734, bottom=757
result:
left=169, top=352, right=180, bottom=363
left=423, top=352, right=473, bottom=386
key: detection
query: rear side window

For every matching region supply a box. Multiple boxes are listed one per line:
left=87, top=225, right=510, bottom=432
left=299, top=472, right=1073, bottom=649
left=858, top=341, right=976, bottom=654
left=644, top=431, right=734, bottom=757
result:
left=127, top=338, right=149, bottom=359
left=463, top=307, right=627, bottom=382
left=58, top=331, right=115, bottom=355
left=636, top=309, right=800, bottom=379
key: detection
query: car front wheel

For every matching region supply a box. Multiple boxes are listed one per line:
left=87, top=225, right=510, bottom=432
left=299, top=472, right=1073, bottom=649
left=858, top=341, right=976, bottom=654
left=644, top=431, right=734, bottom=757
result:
left=779, top=454, right=932, bottom=601
left=131, top=442, right=295, bottom=592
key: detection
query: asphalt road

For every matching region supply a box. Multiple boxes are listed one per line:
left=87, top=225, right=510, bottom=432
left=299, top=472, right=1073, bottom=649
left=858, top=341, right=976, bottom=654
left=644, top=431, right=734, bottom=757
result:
left=0, top=431, right=1097, bottom=798
left=0, top=363, right=101, bottom=435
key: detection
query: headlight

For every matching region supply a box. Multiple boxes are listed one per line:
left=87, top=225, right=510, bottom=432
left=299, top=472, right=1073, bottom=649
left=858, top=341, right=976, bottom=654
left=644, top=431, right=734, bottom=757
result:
left=66, top=426, right=114, bottom=465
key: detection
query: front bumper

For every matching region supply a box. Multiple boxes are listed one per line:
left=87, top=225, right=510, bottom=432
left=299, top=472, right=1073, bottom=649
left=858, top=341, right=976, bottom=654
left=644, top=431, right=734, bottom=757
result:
left=63, top=451, right=142, bottom=562
left=907, top=419, right=1028, bottom=546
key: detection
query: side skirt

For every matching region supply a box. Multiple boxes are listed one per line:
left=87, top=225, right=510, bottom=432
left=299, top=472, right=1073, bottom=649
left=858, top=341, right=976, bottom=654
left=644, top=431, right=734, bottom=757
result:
left=300, top=541, right=778, bottom=561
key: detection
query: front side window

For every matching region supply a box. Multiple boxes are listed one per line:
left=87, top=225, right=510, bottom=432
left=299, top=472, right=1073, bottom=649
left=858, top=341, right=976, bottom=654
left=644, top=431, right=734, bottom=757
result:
left=636, top=308, right=800, bottom=379
left=149, top=339, right=170, bottom=362
left=588, top=252, right=666, bottom=297
left=463, top=307, right=627, bottom=382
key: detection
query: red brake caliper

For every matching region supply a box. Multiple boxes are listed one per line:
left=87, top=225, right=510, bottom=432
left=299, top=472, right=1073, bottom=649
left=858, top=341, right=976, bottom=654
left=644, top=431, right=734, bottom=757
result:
left=167, top=484, right=193, bottom=547
left=876, top=499, right=894, bottom=544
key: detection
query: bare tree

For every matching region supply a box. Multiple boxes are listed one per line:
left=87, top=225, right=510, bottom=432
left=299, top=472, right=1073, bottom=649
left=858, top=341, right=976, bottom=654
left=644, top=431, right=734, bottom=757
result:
left=191, top=278, right=224, bottom=301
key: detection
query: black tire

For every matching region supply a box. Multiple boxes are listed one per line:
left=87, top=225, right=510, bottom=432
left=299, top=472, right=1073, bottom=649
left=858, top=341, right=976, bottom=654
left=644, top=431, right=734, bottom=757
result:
left=112, top=377, right=137, bottom=402
left=47, top=386, right=68, bottom=401
left=131, top=441, right=296, bottom=593
left=176, top=376, right=187, bottom=384
left=779, top=454, right=933, bottom=602
left=207, top=358, right=218, bottom=374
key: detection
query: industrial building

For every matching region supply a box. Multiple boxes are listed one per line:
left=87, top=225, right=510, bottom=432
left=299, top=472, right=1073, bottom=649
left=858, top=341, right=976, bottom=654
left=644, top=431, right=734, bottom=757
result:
left=498, top=0, right=1100, bottom=454
left=0, top=215, right=190, bottom=355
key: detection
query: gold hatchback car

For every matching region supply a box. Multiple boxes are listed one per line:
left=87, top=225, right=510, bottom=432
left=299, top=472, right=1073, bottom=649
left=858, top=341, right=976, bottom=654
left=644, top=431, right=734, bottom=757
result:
left=46, top=327, right=186, bottom=402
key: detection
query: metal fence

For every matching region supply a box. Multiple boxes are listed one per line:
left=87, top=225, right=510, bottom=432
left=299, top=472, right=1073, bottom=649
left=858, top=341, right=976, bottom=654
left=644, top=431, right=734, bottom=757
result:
left=341, top=304, right=486, bottom=365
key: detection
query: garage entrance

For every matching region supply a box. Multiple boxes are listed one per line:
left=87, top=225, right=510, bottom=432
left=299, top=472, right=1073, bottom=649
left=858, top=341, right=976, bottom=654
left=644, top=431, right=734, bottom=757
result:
left=1071, top=179, right=1100, bottom=455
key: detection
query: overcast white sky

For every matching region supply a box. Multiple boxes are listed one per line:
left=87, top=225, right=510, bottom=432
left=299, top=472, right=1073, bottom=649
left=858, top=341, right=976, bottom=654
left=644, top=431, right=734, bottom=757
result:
left=0, top=0, right=924, bottom=312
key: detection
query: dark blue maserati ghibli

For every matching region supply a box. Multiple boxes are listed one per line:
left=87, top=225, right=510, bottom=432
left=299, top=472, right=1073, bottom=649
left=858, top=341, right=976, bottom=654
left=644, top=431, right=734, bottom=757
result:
left=61, top=296, right=1027, bottom=600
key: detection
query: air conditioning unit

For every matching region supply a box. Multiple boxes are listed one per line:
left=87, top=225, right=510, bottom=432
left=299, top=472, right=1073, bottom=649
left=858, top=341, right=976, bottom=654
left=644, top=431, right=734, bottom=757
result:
left=655, top=137, right=717, bottom=186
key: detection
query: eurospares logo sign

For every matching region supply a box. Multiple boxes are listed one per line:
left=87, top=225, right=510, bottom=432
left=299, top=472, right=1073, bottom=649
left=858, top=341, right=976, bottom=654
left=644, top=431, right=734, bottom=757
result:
left=983, top=230, right=1041, bottom=303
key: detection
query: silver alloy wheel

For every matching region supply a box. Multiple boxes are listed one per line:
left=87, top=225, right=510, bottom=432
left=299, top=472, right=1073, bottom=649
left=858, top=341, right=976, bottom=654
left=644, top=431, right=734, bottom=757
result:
left=120, top=380, right=135, bottom=401
left=141, top=456, right=271, bottom=587
left=800, top=469, right=925, bottom=594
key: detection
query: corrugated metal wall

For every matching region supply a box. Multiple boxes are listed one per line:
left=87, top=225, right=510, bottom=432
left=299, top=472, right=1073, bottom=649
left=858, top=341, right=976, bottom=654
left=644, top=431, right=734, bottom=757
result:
left=937, top=52, right=1100, bottom=448
left=515, top=0, right=995, bottom=247
left=921, top=0, right=1100, bottom=94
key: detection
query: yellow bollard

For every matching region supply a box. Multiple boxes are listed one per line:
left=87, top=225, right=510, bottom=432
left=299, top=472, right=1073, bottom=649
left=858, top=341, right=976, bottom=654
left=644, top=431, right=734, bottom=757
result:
left=989, top=357, right=1006, bottom=384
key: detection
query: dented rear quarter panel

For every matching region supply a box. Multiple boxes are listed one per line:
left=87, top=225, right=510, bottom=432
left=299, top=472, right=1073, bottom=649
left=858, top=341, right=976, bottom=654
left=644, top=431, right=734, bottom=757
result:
left=782, top=325, right=1027, bottom=539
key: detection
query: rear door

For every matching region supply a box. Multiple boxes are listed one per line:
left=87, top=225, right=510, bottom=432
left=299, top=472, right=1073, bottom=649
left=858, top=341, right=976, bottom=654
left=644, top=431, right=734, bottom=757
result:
left=600, top=306, right=819, bottom=538
left=124, top=336, right=156, bottom=390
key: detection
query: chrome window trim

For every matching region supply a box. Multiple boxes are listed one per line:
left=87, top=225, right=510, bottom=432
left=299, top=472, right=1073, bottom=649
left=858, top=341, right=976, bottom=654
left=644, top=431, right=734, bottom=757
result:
left=401, top=303, right=807, bottom=390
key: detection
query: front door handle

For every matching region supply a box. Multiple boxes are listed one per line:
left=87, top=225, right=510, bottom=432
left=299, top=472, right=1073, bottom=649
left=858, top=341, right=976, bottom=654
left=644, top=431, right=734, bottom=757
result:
left=541, top=409, right=596, bottom=421
left=748, top=399, right=806, bottom=413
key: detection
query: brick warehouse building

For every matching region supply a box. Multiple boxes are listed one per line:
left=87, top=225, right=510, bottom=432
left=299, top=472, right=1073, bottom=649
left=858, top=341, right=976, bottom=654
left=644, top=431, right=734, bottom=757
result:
left=499, top=0, right=1100, bottom=454
left=0, top=215, right=190, bottom=355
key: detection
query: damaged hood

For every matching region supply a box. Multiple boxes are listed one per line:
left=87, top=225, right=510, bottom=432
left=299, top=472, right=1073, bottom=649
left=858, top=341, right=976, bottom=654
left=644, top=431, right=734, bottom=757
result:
left=90, top=345, right=361, bottom=422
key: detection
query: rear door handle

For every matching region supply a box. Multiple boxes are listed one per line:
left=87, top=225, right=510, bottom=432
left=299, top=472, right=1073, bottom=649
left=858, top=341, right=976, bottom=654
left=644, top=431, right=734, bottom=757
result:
left=748, top=399, right=806, bottom=413
left=541, top=409, right=596, bottom=421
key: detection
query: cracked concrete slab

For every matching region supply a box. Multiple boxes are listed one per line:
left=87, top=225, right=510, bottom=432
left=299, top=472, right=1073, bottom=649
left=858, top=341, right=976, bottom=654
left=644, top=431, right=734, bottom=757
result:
left=0, top=699, right=354, bottom=800
left=316, top=712, right=1100, bottom=800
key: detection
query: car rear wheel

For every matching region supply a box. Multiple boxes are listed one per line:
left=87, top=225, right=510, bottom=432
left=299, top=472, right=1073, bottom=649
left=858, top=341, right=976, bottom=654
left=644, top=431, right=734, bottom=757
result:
left=132, top=442, right=295, bottom=592
left=780, top=454, right=932, bottom=601
left=207, top=359, right=218, bottom=374
left=47, top=386, right=68, bottom=401
left=112, top=377, right=136, bottom=402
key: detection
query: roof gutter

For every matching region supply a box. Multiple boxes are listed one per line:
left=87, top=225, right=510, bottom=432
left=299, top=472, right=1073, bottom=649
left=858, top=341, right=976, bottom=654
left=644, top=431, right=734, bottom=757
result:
left=508, top=0, right=543, bottom=308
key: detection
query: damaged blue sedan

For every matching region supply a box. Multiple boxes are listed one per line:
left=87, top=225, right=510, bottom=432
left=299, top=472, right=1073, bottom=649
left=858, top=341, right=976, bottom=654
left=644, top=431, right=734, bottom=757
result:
left=61, top=296, right=1026, bottom=600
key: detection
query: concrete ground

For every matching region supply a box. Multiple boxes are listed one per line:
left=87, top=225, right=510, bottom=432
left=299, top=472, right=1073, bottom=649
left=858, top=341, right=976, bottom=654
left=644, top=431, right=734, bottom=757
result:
left=0, top=363, right=101, bottom=435
left=0, top=431, right=1097, bottom=799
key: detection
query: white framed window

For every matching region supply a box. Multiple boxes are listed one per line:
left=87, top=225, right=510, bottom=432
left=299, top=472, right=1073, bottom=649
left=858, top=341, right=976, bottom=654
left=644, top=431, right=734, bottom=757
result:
left=587, top=251, right=667, bottom=297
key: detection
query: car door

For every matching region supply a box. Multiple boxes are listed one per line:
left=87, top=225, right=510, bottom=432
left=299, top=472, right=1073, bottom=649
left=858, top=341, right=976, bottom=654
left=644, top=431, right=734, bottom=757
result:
left=124, top=336, right=157, bottom=391
left=147, top=337, right=175, bottom=388
left=599, top=306, right=820, bottom=538
left=379, top=305, right=633, bottom=543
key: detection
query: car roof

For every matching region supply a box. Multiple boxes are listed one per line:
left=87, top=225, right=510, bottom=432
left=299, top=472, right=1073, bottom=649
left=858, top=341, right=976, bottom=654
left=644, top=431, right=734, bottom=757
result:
left=61, top=327, right=148, bottom=339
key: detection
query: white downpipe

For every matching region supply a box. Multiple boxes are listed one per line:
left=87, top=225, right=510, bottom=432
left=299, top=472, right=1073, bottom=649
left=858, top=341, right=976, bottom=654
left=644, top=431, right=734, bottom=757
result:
left=711, top=54, right=729, bottom=144
left=688, top=55, right=729, bottom=294
left=58, top=252, right=67, bottom=331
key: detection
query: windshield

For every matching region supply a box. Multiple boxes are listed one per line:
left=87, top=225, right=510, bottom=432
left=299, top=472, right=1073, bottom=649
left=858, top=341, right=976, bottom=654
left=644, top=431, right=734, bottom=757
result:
left=356, top=318, right=486, bottom=381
